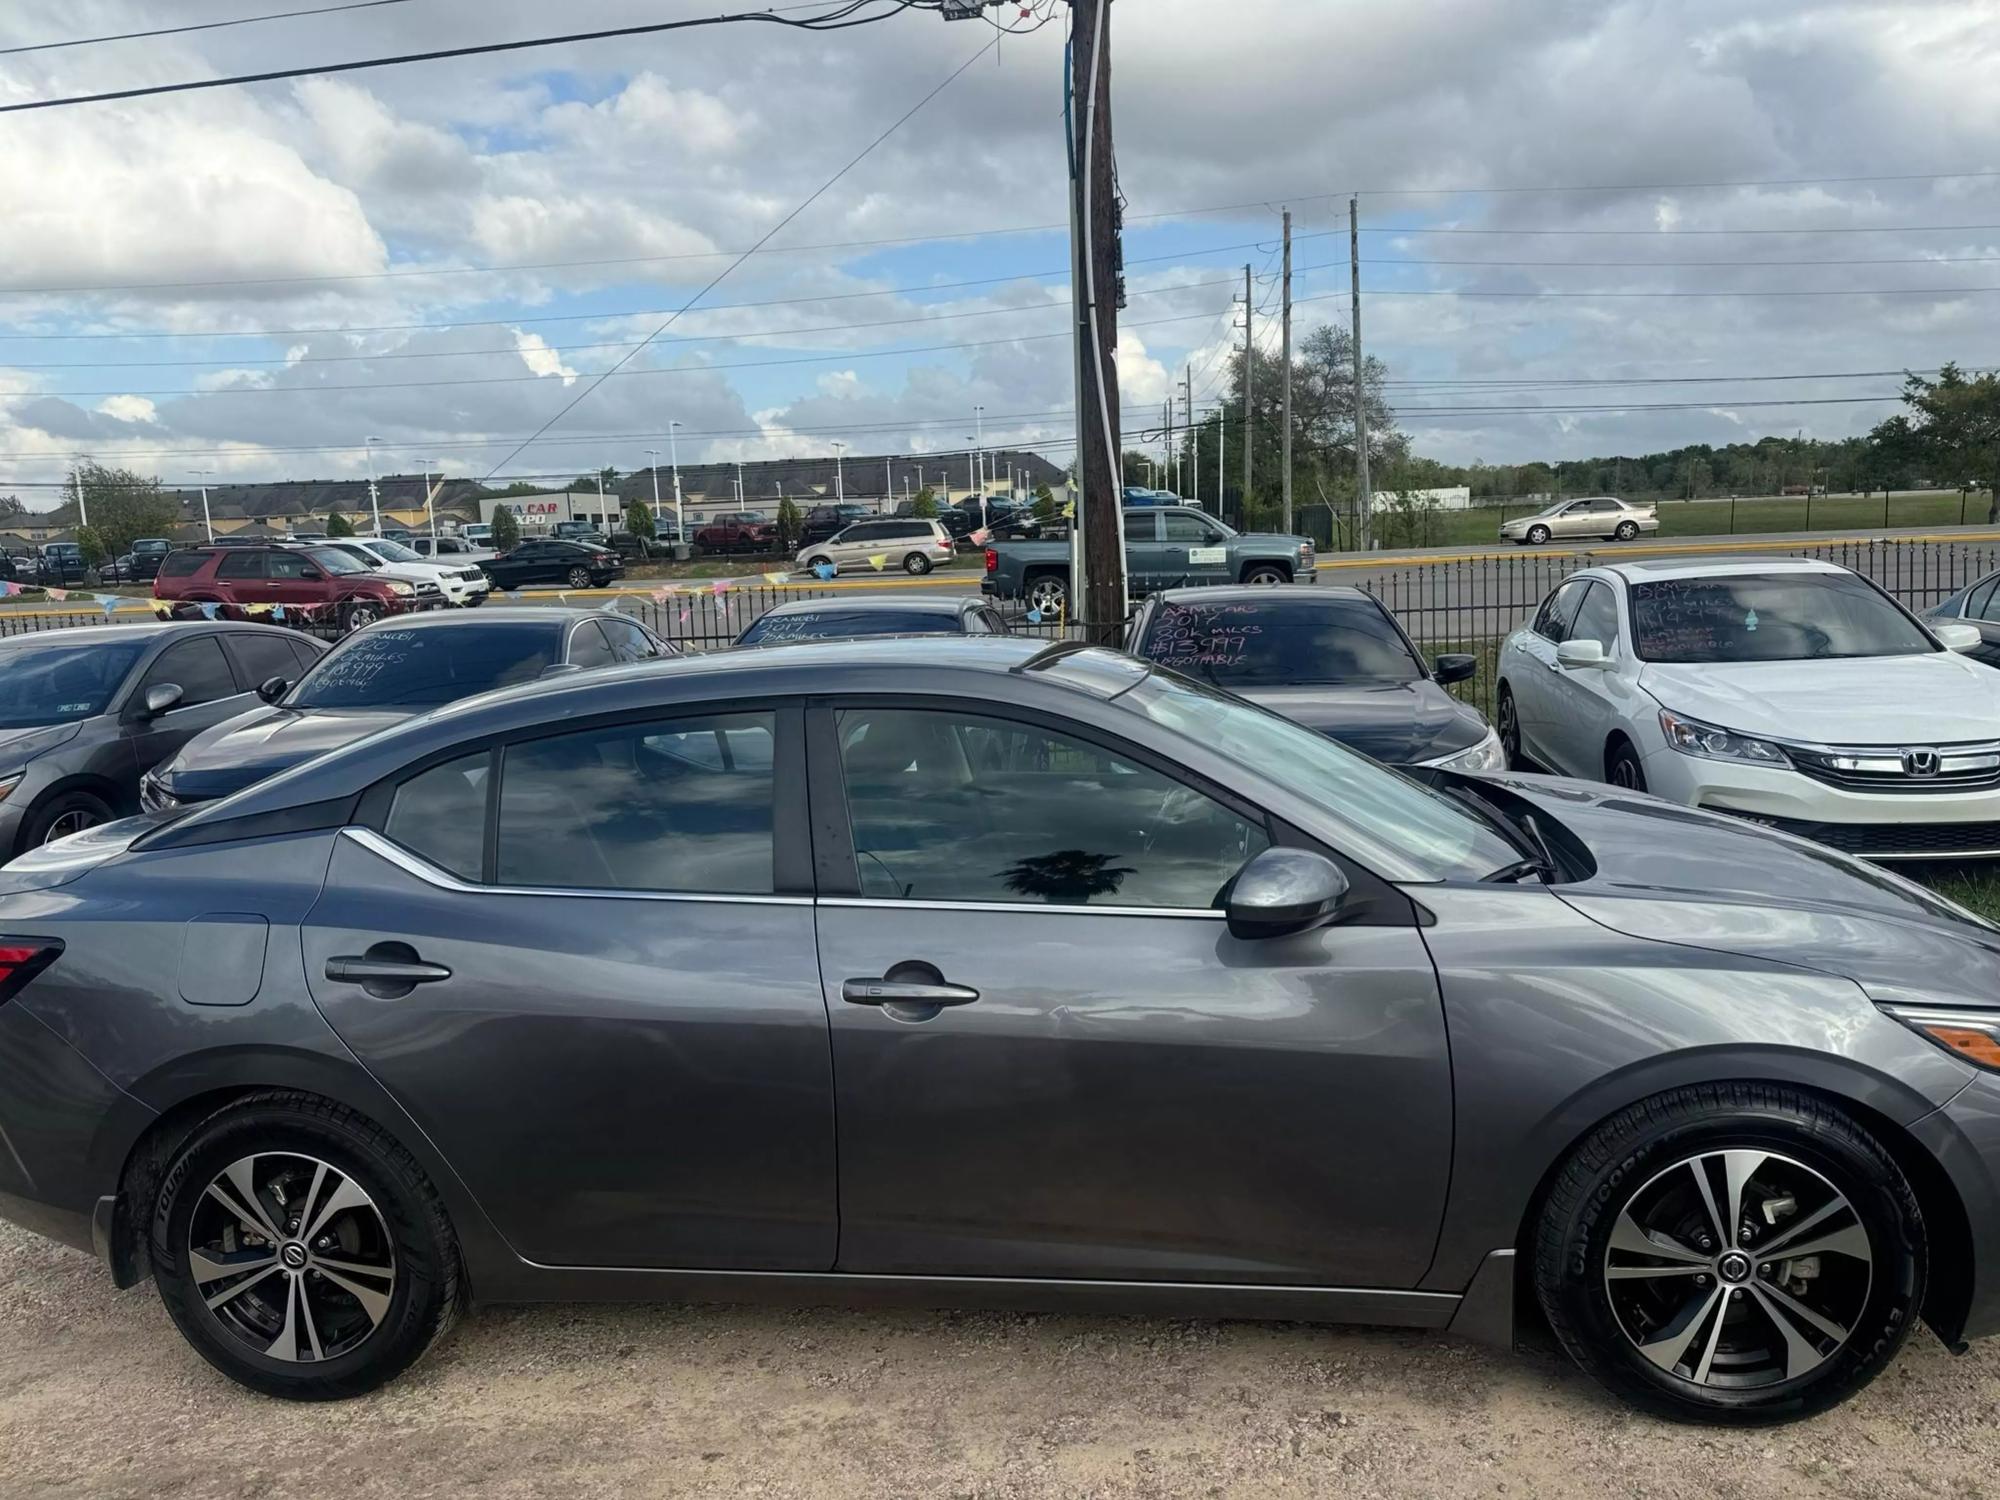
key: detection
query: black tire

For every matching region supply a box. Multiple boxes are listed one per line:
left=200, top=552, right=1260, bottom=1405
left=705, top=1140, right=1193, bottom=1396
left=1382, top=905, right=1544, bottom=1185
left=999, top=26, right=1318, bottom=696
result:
left=807, top=555, right=834, bottom=574
left=1533, top=1083, right=1924, bottom=1424
left=565, top=566, right=592, bottom=589
left=340, top=599, right=384, bottom=633
left=21, top=789, right=113, bottom=850
left=1527, top=524, right=1552, bottom=545
left=1025, top=572, right=1070, bottom=617
left=151, top=1092, right=461, bottom=1401
left=1607, top=738, right=1647, bottom=792
left=1242, top=564, right=1291, bottom=585
left=1615, top=520, right=1641, bottom=541
left=1496, top=685, right=1524, bottom=769
left=903, top=552, right=933, bottom=576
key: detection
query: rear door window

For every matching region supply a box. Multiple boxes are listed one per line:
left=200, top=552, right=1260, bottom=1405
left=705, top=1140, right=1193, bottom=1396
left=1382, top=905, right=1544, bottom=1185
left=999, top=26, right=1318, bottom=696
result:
left=215, top=551, right=267, bottom=580
left=223, top=631, right=304, bottom=690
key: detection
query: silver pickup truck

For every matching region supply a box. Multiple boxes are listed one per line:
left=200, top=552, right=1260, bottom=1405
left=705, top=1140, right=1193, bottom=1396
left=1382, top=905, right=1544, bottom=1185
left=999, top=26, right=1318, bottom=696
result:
left=981, top=508, right=1317, bottom=616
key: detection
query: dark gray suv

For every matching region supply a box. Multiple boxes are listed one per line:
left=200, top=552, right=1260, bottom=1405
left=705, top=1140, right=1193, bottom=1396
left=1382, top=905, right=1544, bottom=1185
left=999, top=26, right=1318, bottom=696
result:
left=0, top=622, right=326, bottom=854
left=1, top=638, right=1997, bottom=1421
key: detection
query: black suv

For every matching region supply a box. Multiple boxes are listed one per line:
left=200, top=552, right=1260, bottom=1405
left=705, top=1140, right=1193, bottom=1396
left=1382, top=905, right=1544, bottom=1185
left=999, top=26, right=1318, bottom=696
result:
left=480, top=538, right=625, bottom=591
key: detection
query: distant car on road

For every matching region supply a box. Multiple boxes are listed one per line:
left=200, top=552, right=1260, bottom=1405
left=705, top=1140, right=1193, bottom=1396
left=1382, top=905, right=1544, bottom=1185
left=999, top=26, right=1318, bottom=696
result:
left=1498, top=557, right=2000, bottom=859
left=737, top=595, right=1009, bottom=646
left=1126, top=586, right=1502, bottom=771
left=141, top=608, right=675, bottom=812
left=154, top=543, right=422, bottom=632
left=479, top=538, right=624, bottom=592
left=1500, top=496, right=1659, bottom=546
left=0, top=621, right=325, bottom=853
left=984, top=507, right=1316, bottom=617
left=796, top=519, right=955, bottom=577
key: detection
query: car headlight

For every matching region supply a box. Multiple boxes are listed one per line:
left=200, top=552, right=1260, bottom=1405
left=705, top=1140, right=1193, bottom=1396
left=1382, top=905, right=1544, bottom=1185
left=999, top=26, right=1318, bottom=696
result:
left=1880, top=1005, right=2000, bottom=1071
left=1657, top=708, right=1791, bottom=767
left=388, top=581, right=415, bottom=596
left=1423, top=729, right=1506, bottom=774
left=0, top=772, right=21, bottom=803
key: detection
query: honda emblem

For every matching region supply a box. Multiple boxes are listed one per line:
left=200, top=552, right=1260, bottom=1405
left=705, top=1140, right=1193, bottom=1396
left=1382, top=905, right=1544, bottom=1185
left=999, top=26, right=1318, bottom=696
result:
left=1901, top=748, right=1942, bottom=777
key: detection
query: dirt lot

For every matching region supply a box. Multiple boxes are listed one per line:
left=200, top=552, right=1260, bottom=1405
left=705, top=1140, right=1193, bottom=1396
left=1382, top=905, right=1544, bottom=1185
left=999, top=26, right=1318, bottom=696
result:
left=4, top=1220, right=1997, bottom=1500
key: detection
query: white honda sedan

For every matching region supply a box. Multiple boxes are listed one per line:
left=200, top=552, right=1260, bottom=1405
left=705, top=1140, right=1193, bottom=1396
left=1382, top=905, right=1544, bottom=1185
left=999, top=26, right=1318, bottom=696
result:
left=1496, top=557, right=2000, bottom=860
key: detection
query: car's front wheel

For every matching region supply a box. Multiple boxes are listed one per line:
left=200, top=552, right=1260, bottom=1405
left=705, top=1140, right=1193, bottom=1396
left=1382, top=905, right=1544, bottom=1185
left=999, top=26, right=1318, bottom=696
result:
left=1496, top=685, right=1523, bottom=768
left=1242, top=564, right=1291, bottom=585
left=150, top=1093, right=461, bottom=1401
left=1527, top=524, right=1552, bottom=545
left=1534, top=1084, right=1924, bottom=1424
left=22, top=789, right=112, bottom=849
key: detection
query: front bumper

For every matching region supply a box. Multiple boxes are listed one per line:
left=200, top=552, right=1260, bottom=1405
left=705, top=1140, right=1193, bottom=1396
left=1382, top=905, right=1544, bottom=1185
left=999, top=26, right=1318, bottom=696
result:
left=1641, top=744, right=2000, bottom=859
left=438, top=575, right=491, bottom=606
left=1911, top=1069, right=2000, bottom=1342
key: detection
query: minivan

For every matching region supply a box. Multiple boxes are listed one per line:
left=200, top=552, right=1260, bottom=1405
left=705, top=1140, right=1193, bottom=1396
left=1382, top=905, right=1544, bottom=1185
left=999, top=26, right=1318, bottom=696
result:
left=796, top=518, right=955, bottom=576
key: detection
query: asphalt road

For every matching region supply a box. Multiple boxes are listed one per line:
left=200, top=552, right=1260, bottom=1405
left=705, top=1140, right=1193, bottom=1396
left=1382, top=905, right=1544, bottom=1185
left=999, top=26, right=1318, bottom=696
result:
left=4, top=1219, right=1997, bottom=1500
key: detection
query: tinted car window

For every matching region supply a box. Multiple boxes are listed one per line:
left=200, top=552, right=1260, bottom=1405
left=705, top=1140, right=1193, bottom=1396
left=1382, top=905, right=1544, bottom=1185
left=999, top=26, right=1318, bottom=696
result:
left=1973, top=578, right=2000, bottom=622
left=268, top=551, right=317, bottom=580
left=1137, top=597, right=1422, bottom=685
left=837, top=707, right=1268, bottom=909
left=0, top=639, right=149, bottom=727
left=1630, top=572, right=1934, bottom=663
left=1161, top=512, right=1220, bottom=543
left=1568, top=582, right=1621, bottom=651
left=598, top=618, right=661, bottom=662
left=290, top=623, right=562, bottom=708
left=386, top=752, right=489, bottom=880
left=566, top=621, right=615, bottom=669
left=303, top=547, right=368, bottom=576
left=215, top=551, right=266, bottom=580
left=497, top=714, right=776, bottom=893
left=287, top=638, right=322, bottom=674
left=158, top=551, right=204, bottom=578
left=225, top=631, right=306, bottom=689
left=1533, top=579, right=1589, bottom=642
left=739, top=609, right=963, bottom=645
left=140, top=636, right=240, bottom=707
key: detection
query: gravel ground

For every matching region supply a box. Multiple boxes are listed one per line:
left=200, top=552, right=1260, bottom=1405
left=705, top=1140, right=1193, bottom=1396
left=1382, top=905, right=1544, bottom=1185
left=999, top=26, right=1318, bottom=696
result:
left=4, top=1220, right=1998, bottom=1500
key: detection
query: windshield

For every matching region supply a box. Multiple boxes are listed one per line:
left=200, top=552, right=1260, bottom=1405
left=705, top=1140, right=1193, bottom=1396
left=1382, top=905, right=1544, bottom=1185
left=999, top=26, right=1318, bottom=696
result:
left=305, top=547, right=369, bottom=577
left=1137, top=598, right=1423, bottom=685
left=1123, top=669, right=1518, bottom=883
left=367, top=540, right=425, bottom=563
left=1630, top=572, right=1934, bottom=664
left=289, top=624, right=561, bottom=708
left=0, top=639, right=148, bottom=727
left=740, top=609, right=960, bottom=644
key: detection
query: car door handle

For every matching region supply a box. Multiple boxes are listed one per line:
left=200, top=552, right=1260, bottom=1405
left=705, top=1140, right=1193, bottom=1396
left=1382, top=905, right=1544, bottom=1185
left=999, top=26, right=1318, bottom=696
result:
left=842, top=978, right=980, bottom=1008
left=326, top=955, right=452, bottom=987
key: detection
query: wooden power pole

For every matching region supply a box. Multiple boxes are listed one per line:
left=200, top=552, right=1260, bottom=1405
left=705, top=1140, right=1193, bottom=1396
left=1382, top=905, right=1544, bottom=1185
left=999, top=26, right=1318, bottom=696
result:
left=1281, top=206, right=1294, bottom=535
left=1350, top=194, right=1373, bottom=552
left=1241, top=262, right=1254, bottom=519
left=1068, top=0, right=1126, bottom=639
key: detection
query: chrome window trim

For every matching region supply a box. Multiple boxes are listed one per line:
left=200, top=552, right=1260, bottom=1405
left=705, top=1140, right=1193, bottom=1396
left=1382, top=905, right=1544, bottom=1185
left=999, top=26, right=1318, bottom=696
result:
left=818, top=896, right=1226, bottom=920
left=342, top=827, right=811, bottom=907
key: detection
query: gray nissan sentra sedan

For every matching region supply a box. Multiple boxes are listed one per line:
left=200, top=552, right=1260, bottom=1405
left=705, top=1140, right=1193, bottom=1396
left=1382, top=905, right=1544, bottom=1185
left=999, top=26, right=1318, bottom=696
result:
left=2, top=637, right=1999, bottom=1422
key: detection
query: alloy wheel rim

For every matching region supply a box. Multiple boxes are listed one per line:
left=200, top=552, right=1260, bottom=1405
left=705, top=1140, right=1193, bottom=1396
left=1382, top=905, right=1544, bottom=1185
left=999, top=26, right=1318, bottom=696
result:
left=1498, top=696, right=1518, bottom=756
left=350, top=606, right=378, bottom=627
left=1029, top=579, right=1067, bottom=613
left=1612, top=757, right=1641, bottom=789
left=42, top=810, right=97, bottom=844
left=189, top=1152, right=397, bottom=1364
left=1604, top=1148, right=1872, bottom=1390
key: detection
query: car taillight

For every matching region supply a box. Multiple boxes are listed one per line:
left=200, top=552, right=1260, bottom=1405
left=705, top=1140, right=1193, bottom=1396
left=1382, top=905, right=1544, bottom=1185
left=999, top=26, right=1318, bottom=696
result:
left=984, top=549, right=999, bottom=572
left=0, top=940, right=62, bottom=1007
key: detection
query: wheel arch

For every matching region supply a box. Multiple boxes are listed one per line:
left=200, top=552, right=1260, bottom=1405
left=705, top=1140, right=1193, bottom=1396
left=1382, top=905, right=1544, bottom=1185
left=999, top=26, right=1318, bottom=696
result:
left=1603, top=729, right=1640, bottom=781
left=16, top=772, right=130, bottom=847
left=1237, top=558, right=1295, bottom=583
left=1506, top=1073, right=1974, bottom=1347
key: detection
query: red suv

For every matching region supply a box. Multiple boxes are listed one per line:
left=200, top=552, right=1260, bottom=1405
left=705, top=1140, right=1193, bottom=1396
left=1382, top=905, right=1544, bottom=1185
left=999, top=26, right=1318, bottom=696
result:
left=153, top=544, right=421, bottom=631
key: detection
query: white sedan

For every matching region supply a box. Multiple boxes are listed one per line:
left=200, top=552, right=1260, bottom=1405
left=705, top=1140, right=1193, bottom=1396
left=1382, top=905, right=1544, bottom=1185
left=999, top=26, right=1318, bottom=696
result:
left=1496, top=557, right=2000, bottom=860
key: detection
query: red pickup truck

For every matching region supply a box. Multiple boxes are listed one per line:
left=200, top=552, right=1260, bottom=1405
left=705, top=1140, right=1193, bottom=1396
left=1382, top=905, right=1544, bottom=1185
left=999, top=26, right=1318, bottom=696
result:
left=694, top=511, right=779, bottom=555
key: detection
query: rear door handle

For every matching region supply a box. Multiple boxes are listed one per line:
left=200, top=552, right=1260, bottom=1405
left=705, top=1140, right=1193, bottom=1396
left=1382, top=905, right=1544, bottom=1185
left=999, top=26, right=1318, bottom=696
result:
left=842, top=978, right=980, bottom=1008
left=325, top=953, right=453, bottom=999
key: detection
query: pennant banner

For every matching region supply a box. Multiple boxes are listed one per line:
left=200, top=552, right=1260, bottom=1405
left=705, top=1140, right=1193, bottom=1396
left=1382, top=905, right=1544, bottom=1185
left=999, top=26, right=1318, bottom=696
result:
left=867, top=554, right=889, bottom=571
left=814, top=563, right=837, bottom=581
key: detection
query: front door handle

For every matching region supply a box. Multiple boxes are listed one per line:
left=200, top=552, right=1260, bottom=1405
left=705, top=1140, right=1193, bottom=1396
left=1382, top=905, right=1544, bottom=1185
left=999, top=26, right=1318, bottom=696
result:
left=842, top=978, right=979, bottom=1008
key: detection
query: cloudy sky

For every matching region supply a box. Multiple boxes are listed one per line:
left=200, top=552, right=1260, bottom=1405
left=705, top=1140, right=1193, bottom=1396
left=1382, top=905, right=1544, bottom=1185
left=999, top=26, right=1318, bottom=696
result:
left=0, top=0, right=1996, bottom=508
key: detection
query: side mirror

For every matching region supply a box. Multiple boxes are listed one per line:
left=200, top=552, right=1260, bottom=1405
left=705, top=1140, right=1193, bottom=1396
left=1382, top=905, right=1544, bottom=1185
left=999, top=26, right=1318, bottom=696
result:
left=1223, top=847, right=1350, bottom=941
left=1936, top=622, right=1983, bottom=653
left=143, top=682, right=184, bottom=717
left=1433, top=653, right=1478, bottom=685
left=298, top=566, right=322, bottom=581
left=539, top=662, right=585, bottom=679
left=1556, top=638, right=1608, bottom=670
left=257, top=675, right=290, bottom=704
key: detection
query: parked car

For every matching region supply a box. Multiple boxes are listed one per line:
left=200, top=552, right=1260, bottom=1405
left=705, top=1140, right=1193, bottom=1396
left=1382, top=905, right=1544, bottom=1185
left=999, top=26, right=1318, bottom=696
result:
left=140, top=608, right=675, bottom=812
left=1499, top=496, right=1659, bottom=545
left=479, top=537, right=624, bottom=591
left=286, top=530, right=329, bottom=544
left=131, top=538, right=173, bottom=563
left=1126, top=586, right=1502, bottom=771
left=604, top=531, right=661, bottom=563
left=1923, top=567, right=2000, bottom=669
left=552, top=521, right=607, bottom=544
left=0, top=621, right=325, bottom=854
left=154, top=544, right=423, bottom=632
left=796, top=518, right=955, bottom=577
left=96, top=552, right=162, bottom=585
left=5, top=635, right=2000, bottom=1420
left=459, top=523, right=495, bottom=548
left=984, top=508, right=1317, bottom=616
left=695, top=512, right=779, bottom=554
left=407, top=534, right=493, bottom=565
left=1122, top=487, right=1186, bottom=508
left=35, top=542, right=89, bottom=587
left=736, top=596, right=1009, bottom=646
left=1497, top=558, right=2000, bottom=859
left=326, top=537, right=490, bottom=608
left=800, top=504, right=873, bottom=546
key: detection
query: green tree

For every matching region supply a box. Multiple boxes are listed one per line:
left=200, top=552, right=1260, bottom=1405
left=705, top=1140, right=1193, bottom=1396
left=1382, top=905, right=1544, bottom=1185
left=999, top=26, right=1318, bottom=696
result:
left=74, top=525, right=108, bottom=569
left=1032, top=482, right=1058, bottom=522
left=625, top=500, right=656, bottom=540
left=774, top=495, right=802, bottom=552
left=70, top=462, right=178, bottom=558
left=911, top=487, right=938, bottom=519
left=493, top=481, right=555, bottom=498
left=326, top=510, right=355, bottom=537
left=0, top=496, right=25, bottom=521
left=1883, top=364, right=2000, bottom=521
left=490, top=507, right=521, bottom=551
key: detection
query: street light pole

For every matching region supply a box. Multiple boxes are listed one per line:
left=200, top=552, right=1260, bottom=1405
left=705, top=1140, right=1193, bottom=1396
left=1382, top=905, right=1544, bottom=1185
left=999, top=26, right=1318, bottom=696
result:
left=190, top=469, right=214, bottom=542
left=424, top=463, right=440, bottom=543
left=831, top=443, right=846, bottom=506
left=644, top=449, right=664, bottom=531
left=668, top=422, right=684, bottom=542
left=364, top=435, right=384, bottom=535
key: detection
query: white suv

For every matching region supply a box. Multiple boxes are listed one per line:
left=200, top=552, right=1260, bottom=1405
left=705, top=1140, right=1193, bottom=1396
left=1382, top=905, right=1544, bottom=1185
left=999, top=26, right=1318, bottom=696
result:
left=797, top=518, right=955, bottom=576
left=1497, top=557, right=2000, bottom=860
left=329, top=537, right=492, bottom=607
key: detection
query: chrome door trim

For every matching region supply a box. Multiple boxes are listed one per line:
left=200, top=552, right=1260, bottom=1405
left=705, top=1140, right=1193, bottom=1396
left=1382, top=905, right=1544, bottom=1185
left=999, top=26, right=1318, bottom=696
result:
left=818, top=895, right=1226, bottom=920
left=341, top=827, right=814, bottom=907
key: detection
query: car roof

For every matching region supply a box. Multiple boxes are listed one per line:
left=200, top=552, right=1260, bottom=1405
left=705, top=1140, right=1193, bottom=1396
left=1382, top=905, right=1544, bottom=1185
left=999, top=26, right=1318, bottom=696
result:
left=0, top=620, right=291, bottom=648
left=757, top=595, right=972, bottom=618
left=1148, top=584, right=1372, bottom=607
left=341, top=606, right=603, bottom=630
left=1591, top=556, right=1850, bottom=584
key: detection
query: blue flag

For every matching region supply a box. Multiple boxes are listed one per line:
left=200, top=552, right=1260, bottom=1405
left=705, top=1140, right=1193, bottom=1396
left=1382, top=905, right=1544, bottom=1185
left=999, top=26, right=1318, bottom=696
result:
left=814, top=563, right=836, bottom=581
left=199, top=602, right=219, bottom=620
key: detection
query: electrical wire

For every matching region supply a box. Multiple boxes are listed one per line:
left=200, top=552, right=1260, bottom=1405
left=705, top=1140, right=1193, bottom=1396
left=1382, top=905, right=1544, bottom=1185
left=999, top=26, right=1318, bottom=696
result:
left=0, top=0, right=425, bottom=55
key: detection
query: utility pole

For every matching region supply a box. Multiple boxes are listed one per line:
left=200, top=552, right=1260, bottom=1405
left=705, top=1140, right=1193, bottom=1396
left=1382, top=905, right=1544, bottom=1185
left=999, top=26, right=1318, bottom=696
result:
left=190, top=469, right=214, bottom=542
left=1350, top=195, right=1373, bottom=552
left=72, top=458, right=89, bottom=529
left=1241, top=263, right=1254, bottom=520
left=1185, top=366, right=1196, bottom=510
left=1068, top=0, right=1126, bottom=639
left=364, top=435, right=384, bottom=536
left=1281, top=206, right=1294, bottom=535
left=668, top=421, right=684, bottom=542
left=645, top=449, right=664, bottom=528
left=831, top=444, right=845, bottom=505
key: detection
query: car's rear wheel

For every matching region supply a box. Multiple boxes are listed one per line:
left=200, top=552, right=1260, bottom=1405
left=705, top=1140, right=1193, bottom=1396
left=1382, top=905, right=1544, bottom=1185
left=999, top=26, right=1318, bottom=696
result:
left=1026, top=573, right=1070, bottom=617
left=565, top=566, right=591, bottom=589
left=1534, top=1084, right=1923, bottom=1424
left=22, top=790, right=112, bottom=849
left=1496, top=685, right=1523, bottom=768
left=1242, top=564, right=1291, bottom=585
left=1615, top=520, right=1641, bottom=541
left=151, top=1093, right=461, bottom=1401
left=904, top=552, right=933, bottom=575
left=1527, top=524, right=1552, bottom=545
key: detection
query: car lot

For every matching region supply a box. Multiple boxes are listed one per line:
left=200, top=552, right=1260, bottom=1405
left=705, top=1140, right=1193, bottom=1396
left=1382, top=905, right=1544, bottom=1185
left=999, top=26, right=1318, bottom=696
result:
left=4, top=1219, right=1997, bottom=1500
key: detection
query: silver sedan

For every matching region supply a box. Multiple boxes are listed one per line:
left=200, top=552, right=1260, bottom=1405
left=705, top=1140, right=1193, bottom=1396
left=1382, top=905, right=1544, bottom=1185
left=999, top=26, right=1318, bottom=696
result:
left=1501, top=496, right=1660, bottom=545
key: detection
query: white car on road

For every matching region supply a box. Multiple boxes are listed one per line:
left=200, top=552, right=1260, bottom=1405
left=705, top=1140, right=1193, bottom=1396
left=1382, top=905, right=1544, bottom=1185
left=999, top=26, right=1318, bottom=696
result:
left=1496, top=557, right=2000, bottom=860
left=1499, top=496, right=1659, bottom=545
left=327, top=536, right=492, bottom=607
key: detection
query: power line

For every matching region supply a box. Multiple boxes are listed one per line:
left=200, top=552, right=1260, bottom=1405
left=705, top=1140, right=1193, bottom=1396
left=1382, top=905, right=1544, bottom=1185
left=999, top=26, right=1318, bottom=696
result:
left=0, top=0, right=425, bottom=56
left=1361, top=283, right=2000, bottom=299
left=1369, top=222, right=2000, bottom=238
